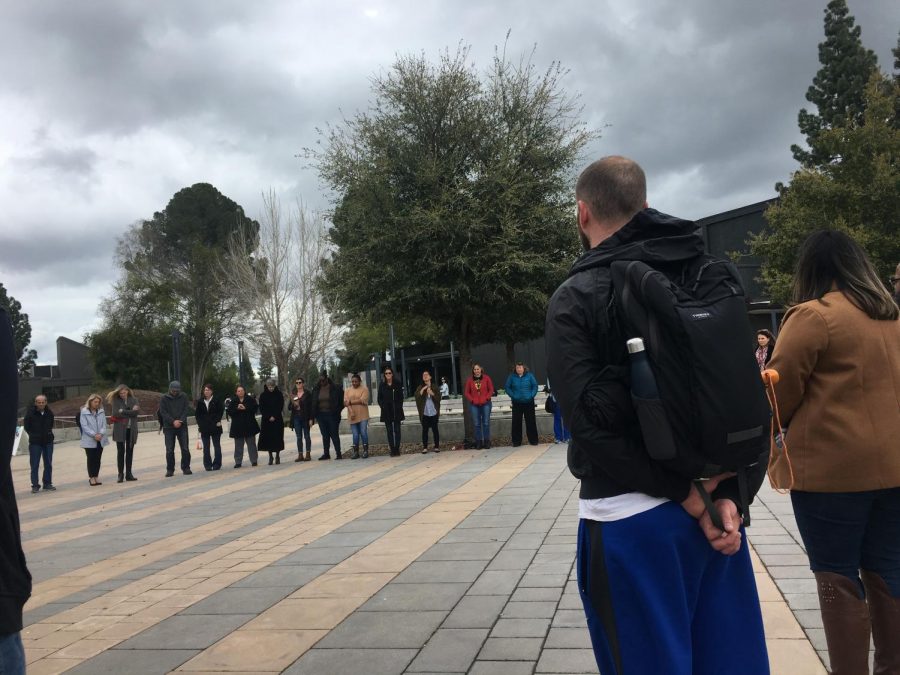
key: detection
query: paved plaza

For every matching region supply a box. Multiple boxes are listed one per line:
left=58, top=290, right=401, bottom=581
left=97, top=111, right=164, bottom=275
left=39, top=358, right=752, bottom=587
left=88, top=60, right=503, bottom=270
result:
left=13, top=431, right=827, bottom=674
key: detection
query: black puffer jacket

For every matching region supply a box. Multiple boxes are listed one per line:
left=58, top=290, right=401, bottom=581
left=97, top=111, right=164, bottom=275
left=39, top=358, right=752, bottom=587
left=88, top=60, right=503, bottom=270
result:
left=0, top=307, right=31, bottom=632
left=545, top=208, right=764, bottom=509
left=24, top=405, right=55, bottom=445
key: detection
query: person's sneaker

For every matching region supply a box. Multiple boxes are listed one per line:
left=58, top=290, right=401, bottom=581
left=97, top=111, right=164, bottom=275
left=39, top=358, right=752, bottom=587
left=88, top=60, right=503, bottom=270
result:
left=421, top=447, right=429, bottom=454
left=251, top=462, right=258, bottom=467
left=44, top=484, right=56, bottom=491
left=204, top=466, right=212, bottom=471
left=318, top=454, right=331, bottom=461
left=234, top=464, right=242, bottom=468
left=125, top=475, right=138, bottom=481
left=433, top=447, right=440, bottom=453
left=165, top=471, right=174, bottom=477
left=31, top=485, right=40, bottom=494
left=183, top=469, right=193, bottom=475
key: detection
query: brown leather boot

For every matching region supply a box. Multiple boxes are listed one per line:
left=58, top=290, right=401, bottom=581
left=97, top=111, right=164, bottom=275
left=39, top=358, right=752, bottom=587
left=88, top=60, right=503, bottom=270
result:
left=862, top=570, right=900, bottom=675
left=816, top=571, right=871, bottom=675
left=304, top=449, right=311, bottom=461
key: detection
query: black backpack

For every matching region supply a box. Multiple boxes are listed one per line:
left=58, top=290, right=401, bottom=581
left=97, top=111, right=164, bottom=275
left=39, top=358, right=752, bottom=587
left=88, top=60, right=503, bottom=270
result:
left=611, top=255, right=770, bottom=519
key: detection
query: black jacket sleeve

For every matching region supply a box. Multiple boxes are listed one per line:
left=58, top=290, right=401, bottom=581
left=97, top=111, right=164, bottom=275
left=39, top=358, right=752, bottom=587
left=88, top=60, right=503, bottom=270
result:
left=546, top=280, right=692, bottom=503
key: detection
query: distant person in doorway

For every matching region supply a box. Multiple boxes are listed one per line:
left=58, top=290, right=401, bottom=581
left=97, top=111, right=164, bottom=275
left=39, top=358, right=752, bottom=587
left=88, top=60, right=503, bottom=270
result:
left=290, top=377, right=314, bottom=462
left=544, top=384, right=570, bottom=444
left=344, top=373, right=370, bottom=459
left=80, top=394, right=108, bottom=486
left=23, top=395, right=55, bottom=493
left=106, top=384, right=140, bottom=482
left=464, top=364, right=494, bottom=449
left=440, top=377, right=450, bottom=398
left=228, top=385, right=259, bottom=468
left=505, top=362, right=539, bottom=447
left=312, top=371, right=344, bottom=460
left=415, top=370, right=441, bottom=454
left=378, top=366, right=405, bottom=456
left=159, top=381, right=191, bottom=477
left=195, top=384, right=224, bottom=470
left=755, top=330, right=775, bottom=372
left=258, top=379, right=285, bottom=465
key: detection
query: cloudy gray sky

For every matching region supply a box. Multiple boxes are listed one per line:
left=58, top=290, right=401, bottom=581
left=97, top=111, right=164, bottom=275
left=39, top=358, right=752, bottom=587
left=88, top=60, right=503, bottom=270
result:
left=0, top=0, right=897, bottom=363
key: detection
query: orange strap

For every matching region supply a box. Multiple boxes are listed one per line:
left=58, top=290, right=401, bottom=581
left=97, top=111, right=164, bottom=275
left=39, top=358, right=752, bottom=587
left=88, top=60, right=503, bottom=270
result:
left=761, top=369, right=794, bottom=493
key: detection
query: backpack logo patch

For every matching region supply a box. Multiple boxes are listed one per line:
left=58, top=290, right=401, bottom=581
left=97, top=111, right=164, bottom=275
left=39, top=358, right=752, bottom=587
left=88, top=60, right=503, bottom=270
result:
left=690, top=311, right=711, bottom=321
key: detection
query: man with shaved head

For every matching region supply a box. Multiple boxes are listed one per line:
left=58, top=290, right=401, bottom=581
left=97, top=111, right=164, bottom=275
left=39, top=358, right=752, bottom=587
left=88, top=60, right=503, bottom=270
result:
left=546, top=156, right=769, bottom=673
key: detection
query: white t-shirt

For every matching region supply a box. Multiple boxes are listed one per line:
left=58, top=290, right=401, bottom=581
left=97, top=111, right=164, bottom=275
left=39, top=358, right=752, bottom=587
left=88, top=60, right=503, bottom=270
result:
left=578, top=493, right=668, bottom=522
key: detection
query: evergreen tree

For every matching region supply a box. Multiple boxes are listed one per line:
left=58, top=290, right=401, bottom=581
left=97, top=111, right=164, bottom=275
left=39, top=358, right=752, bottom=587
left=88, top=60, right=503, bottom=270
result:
left=0, top=283, right=38, bottom=375
left=792, top=0, right=878, bottom=168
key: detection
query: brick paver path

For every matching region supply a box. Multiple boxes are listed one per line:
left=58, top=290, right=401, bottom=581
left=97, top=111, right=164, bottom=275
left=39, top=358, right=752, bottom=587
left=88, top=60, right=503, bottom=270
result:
left=13, top=432, right=825, bottom=673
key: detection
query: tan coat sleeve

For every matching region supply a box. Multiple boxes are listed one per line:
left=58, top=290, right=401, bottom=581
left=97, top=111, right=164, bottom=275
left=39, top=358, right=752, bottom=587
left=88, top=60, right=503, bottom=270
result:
left=768, top=304, right=830, bottom=425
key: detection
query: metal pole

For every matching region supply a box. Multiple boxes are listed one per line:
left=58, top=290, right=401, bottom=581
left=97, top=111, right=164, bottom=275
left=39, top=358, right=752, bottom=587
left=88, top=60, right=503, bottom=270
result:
left=171, top=330, right=182, bottom=383
left=449, top=341, right=458, bottom=396
left=400, top=348, right=407, bottom=397
left=389, top=323, right=396, bottom=370
left=237, top=341, right=245, bottom=387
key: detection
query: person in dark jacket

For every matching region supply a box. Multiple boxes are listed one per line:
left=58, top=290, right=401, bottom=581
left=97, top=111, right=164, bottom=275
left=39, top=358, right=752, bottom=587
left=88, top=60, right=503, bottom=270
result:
left=159, top=381, right=191, bottom=477
left=755, top=330, right=775, bottom=372
left=195, top=384, right=224, bottom=471
left=311, top=371, right=344, bottom=460
left=106, top=384, right=140, bottom=483
left=0, top=306, right=30, bottom=673
left=258, top=379, right=285, bottom=465
left=23, top=395, right=55, bottom=493
left=414, top=370, right=441, bottom=454
left=378, top=366, right=405, bottom=456
left=289, top=377, right=314, bottom=462
left=545, top=156, right=768, bottom=674
left=504, top=362, right=539, bottom=447
left=228, top=385, right=259, bottom=468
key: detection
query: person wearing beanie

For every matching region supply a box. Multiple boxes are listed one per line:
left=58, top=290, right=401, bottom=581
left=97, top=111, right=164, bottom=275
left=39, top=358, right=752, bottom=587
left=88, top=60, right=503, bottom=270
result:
left=159, top=380, right=192, bottom=477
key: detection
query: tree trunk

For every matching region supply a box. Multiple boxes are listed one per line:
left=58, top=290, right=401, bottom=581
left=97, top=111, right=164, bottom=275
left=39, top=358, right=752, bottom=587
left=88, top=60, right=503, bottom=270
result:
left=505, top=340, right=517, bottom=374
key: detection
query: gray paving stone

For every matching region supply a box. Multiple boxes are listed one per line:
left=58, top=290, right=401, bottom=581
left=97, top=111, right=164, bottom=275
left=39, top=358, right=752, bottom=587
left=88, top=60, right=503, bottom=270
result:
left=487, top=550, right=536, bottom=571
left=418, top=541, right=504, bottom=561
left=444, top=595, right=509, bottom=629
left=117, top=613, right=254, bottom=650
left=775, top=578, right=818, bottom=594
left=501, top=601, right=557, bottom=619
left=305, top=531, right=384, bottom=548
left=518, top=573, right=569, bottom=588
left=751, top=544, right=806, bottom=555
left=551, top=609, right=587, bottom=628
left=557, top=593, right=582, bottom=610
left=536, top=648, right=600, bottom=673
left=393, top=560, right=488, bottom=583
left=783, top=593, right=821, bottom=610
left=441, top=527, right=516, bottom=544
left=794, top=609, right=825, bottom=629
left=317, top=610, right=447, bottom=648
left=510, top=587, right=563, bottom=603
left=179, top=586, right=293, bottom=615
left=490, top=617, right=551, bottom=638
left=408, top=628, right=489, bottom=672
left=544, top=627, right=593, bottom=649
left=762, top=554, right=812, bottom=566
left=65, top=649, right=199, bottom=675
left=284, top=648, right=417, bottom=675
left=470, top=661, right=536, bottom=675
left=231, top=563, right=331, bottom=588
left=274, top=546, right=360, bottom=565
left=359, top=582, right=469, bottom=611
left=505, top=533, right=547, bottom=549
left=479, top=637, right=544, bottom=661
left=469, top=570, right=525, bottom=595
left=460, top=515, right=525, bottom=529
left=768, top=566, right=815, bottom=580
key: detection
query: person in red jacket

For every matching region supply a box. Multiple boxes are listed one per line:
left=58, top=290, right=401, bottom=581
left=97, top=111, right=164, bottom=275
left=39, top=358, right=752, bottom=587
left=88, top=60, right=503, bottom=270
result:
left=464, top=364, right=495, bottom=449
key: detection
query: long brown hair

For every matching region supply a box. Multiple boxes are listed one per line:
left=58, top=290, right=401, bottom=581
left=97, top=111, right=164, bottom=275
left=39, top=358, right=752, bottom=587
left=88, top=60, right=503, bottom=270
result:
left=791, top=230, right=899, bottom=321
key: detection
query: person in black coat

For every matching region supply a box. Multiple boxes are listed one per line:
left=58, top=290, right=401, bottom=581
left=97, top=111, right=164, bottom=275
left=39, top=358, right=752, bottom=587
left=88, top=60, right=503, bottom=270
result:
left=289, top=377, right=314, bottom=462
left=228, top=385, right=260, bottom=468
left=0, top=305, right=30, bottom=671
left=23, top=395, right=55, bottom=493
left=378, top=366, right=405, bottom=457
left=195, top=384, right=224, bottom=470
left=310, top=371, right=344, bottom=460
left=258, top=379, right=285, bottom=465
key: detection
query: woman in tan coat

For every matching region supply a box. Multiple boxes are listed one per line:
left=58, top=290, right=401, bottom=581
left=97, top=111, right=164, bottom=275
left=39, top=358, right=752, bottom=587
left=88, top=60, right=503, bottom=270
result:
left=769, top=231, right=900, bottom=675
left=344, top=373, right=370, bottom=459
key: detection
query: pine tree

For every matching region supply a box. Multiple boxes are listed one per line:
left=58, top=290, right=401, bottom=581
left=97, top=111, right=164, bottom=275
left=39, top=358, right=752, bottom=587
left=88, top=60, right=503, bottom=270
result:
left=792, top=0, right=878, bottom=168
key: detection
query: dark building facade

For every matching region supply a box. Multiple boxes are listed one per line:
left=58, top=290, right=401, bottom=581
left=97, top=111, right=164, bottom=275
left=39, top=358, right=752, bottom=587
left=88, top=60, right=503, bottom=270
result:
left=18, top=336, right=95, bottom=413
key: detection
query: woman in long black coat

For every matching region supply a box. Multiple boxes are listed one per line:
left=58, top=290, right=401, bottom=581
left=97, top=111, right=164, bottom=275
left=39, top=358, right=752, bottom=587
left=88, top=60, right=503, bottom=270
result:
left=377, top=366, right=405, bottom=457
left=258, top=379, right=285, bottom=465
left=228, top=385, right=260, bottom=468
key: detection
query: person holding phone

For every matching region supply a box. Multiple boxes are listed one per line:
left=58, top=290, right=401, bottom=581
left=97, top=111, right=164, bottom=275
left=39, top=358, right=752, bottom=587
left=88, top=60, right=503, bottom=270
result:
left=290, top=377, right=314, bottom=462
left=415, top=370, right=442, bottom=454
left=228, top=385, right=260, bottom=468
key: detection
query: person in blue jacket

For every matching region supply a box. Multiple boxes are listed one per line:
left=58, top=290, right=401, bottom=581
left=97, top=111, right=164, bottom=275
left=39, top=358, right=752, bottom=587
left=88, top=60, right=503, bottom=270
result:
left=505, top=362, right=539, bottom=447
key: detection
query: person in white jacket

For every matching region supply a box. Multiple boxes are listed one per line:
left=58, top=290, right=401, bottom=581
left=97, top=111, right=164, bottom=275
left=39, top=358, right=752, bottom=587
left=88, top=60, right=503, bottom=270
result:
left=80, top=394, right=109, bottom=486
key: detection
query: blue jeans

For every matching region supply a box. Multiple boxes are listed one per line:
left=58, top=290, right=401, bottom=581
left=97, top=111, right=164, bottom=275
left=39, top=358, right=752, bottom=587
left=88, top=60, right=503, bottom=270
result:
left=470, top=401, right=491, bottom=442
left=351, top=419, right=369, bottom=446
left=792, top=488, right=900, bottom=596
left=29, top=442, right=53, bottom=487
left=293, top=420, right=312, bottom=455
left=552, top=405, right=570, bottom=442
left=0, top=632, right=24, bottom=675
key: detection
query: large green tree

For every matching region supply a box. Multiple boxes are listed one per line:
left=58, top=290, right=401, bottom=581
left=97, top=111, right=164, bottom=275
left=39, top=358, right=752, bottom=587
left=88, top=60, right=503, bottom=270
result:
left=753, top=74, right=899, bottom=302
left=93, top=184, right=259, bottom=398
left=315, top=44, right=591, bottom=391
left=85, top=321, right=174, bottom=391
left=0, top=283, right=38, bottom=375
left=792, top=0, right=878, bottom=168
